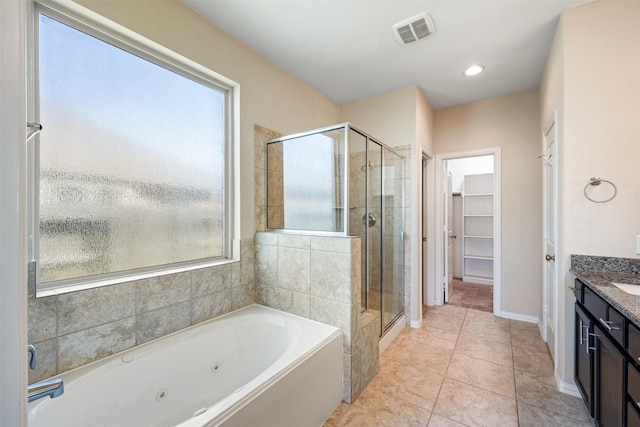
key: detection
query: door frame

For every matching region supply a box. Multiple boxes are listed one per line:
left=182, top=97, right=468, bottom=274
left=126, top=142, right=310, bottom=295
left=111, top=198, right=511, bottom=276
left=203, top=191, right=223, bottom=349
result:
left=433, top=148, right=502, bottom=315
left=421, top=150, right=434, bottom=308
left=542, top=110, right=559, bottom=361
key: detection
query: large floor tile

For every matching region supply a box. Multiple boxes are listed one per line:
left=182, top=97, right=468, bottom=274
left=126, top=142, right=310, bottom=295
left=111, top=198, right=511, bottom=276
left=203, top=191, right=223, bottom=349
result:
left=405, top=325, right=459, bottom=348
left=424, top=304, right=468, bottom=321
left=517, top=401, right=594, bottom=426
left=334, top=306, right=595, bottom=427
left=446, top=352, right=516, bottom=398
left=336, top=386, right=431, bottom=427
left=423, top=312, right=465, bottom=332
left=433, top=378, right=518, bottom=427
left=464, top=309, right=511, bottom=328
left=325, top=402, right=350, bottom=426
left=511, top=327, right=550, bottom=354
left=460, top=321, right=512, bottom=344
left=387, top=334, right=454, bottom=376
left=427, top=413, right=467, bottom=426
left=510, top=319, right=540, bottom=331
left=515, top=370, right=591, bottom=423
left=512, top=345, right=553, bottom=376
left=454, top=332, right=513, bottom=367
left=370, top=357, right=444, bottom=410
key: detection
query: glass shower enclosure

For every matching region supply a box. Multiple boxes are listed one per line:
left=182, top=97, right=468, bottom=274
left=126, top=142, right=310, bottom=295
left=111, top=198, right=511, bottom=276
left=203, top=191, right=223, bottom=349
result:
left=265, top=123, right=405, bottom=335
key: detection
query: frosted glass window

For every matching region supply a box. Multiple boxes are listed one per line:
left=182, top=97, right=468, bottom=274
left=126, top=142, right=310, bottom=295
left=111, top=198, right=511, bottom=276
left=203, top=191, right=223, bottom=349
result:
left=35, top=11, right=231, bottom=286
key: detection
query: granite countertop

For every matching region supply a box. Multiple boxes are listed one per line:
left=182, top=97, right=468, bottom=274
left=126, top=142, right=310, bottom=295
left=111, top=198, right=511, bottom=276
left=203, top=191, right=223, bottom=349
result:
left=571, top=255, right=640, bottom=328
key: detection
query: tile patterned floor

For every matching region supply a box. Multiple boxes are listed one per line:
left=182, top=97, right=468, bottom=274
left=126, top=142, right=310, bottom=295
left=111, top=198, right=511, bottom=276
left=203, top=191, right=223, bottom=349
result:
left=447, top=279, right=493, bottom=313
left=324, top=304, right=593, bottom=427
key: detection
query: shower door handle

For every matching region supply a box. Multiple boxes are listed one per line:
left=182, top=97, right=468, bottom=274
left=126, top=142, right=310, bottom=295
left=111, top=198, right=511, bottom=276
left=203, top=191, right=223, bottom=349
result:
left=363, top=213, right=376, bottom=227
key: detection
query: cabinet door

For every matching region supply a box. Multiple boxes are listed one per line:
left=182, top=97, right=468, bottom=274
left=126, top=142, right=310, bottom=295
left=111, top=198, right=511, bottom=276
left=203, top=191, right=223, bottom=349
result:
left=595, top=323, right=625, bottom=427
left=575, top=304, right=593, bottom=416
left=628, top=403, right=640, bottom=427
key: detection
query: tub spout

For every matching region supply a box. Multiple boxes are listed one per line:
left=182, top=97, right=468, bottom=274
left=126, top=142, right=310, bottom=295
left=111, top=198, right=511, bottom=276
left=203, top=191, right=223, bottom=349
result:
left=28, top=378, right=64, bottom=402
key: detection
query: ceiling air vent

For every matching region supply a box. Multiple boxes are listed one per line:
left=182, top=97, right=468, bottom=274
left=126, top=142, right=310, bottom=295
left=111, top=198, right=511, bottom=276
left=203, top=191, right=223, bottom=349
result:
left=392, top=13, right=435, bottom=45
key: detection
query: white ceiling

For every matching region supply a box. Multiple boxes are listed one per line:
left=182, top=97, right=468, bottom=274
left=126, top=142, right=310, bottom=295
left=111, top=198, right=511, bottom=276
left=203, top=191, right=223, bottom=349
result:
left=181, top=0, right=594, bottom=110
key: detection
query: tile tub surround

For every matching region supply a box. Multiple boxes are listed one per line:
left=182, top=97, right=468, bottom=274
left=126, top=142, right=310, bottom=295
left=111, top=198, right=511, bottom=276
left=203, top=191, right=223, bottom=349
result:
left=255, top=231, right=379, bottom=403
left=325, top=305, right=591, bottom=427
left=570, top=254, right=640, bottom=327
left=28, top=239, right=255, bottom=383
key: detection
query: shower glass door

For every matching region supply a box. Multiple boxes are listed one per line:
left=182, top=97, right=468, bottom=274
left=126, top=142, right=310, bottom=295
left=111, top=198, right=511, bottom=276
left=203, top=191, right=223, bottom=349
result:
left=381, top=148, right=404, bottom=330
left=367, top=141, right=383, bottom=319
left=349, top=128, right=404, bottom=335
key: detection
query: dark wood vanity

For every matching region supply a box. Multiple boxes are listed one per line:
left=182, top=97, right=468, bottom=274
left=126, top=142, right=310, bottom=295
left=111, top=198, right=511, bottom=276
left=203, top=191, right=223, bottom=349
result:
left=575, top=277, right=640, bottom=426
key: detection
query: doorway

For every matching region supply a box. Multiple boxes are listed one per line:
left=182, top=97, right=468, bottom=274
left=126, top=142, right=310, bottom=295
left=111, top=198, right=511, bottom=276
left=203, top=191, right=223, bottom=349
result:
left=432, top=148, right=502, bottom=315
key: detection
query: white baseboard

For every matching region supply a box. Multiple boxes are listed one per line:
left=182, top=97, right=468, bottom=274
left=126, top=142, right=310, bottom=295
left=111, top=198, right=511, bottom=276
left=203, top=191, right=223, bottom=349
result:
left=379, top=314, right=406, bottom=355
left=498, top=310, right=539, bottom=324
left=408, top=318, right=422, bottom=328
left=555, top=374, right=581, bottom=397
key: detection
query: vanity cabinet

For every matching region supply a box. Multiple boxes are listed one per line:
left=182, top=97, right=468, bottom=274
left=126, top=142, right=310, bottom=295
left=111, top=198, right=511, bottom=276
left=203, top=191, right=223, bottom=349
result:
left=628, top=323, right=640, bottom=425
left=575, top=279, right=626, bottom=427
left=594, top=321, right=625, bottom=427
left=575, top=303, right=594, bottom=416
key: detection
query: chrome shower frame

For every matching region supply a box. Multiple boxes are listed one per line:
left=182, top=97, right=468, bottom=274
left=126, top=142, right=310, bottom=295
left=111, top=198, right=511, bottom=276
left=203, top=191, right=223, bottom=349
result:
left=265, top=122, right=405, bottom=335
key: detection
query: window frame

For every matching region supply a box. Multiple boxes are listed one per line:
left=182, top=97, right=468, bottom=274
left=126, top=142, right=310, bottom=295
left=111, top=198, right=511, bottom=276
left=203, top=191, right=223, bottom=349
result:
left=29, top=0, right=240, bottom=297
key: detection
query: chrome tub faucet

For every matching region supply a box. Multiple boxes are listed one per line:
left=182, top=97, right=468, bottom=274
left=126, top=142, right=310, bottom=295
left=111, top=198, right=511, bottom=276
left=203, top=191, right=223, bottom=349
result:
left=28, top=378, right=64, bottom=402
left=27, top=345, right=64, bottom=402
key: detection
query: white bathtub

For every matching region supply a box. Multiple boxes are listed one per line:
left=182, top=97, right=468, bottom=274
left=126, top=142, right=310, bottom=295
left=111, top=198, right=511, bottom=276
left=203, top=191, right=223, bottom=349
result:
left=28, top=304, right=343, bottom=427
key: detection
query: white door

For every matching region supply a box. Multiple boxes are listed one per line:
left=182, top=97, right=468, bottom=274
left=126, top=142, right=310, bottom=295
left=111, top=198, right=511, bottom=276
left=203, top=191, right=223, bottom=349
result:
left=543, top=116, right=557, bottom=359
left=444, top=171, right=453, bottom=302
left=422, top=157, right=429, bottom=305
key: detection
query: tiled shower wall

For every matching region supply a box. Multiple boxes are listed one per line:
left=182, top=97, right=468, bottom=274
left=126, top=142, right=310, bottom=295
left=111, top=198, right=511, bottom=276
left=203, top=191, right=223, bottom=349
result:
left=254, top=231, right=379, bottom=403
left=27, top=239, right=255, bottom=383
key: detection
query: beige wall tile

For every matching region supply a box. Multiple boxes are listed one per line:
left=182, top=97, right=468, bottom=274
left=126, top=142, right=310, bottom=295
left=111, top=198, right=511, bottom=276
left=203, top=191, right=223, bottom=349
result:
left=137, top=271, right=191, bottom=312
left=190, top=265, right=231, bottom=297
left=278, top=247, right=310, bottom=293
left=58, top=317, right=136, bottom=371
left=58, top=284, right=135, bottom=335
left=191, top=290, right=232, bottom=324
left=136, top=302, right=190, bottom=344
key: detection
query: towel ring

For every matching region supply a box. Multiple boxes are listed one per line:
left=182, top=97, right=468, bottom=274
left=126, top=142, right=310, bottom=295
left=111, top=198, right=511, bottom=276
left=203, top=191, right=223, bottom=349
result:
left=583, top=177, right=617, bottom=203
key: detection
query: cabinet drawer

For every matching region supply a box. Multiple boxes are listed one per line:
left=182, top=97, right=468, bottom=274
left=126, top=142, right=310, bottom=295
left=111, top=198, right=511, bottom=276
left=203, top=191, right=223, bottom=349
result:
left=584, top=286, right=607, bottom=322
left=606, top=305, right=626, bottom=347
left=629, top=402, right=640, bottom=427
left=630, top=363, right=640, bottom=405
left=630, top=323, right=640, bottom=364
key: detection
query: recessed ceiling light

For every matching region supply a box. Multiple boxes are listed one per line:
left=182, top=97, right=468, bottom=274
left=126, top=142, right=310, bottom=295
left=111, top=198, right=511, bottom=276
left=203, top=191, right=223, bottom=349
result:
left=464, top=65, right=484, bottom=76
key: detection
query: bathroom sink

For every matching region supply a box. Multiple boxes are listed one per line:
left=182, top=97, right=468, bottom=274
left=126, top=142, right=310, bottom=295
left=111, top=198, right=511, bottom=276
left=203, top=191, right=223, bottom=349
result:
left=611, top=282, right=640, bottom=295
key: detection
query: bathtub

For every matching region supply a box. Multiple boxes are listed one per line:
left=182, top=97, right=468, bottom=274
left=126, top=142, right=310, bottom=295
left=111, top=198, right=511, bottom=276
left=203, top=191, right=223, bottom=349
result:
left=28, top=304, right=343, bottom=427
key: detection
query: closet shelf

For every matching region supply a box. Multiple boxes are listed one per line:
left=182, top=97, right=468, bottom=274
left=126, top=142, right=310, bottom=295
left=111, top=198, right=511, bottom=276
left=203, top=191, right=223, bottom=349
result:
left=462, top=173, right=494, bottom=286
left=464, top=254, right=493, bottom=260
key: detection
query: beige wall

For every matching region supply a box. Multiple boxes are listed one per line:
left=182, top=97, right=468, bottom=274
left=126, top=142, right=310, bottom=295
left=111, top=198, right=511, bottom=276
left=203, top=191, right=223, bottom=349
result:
left=339, top=87, right=435, bottom=325
left=434, top=90, right=542, bottom=318
left=76, top=0, right=340, bottom=239
left=562, top=0, right=640, bottom=258
left=541, top=0, right=640, bottom=388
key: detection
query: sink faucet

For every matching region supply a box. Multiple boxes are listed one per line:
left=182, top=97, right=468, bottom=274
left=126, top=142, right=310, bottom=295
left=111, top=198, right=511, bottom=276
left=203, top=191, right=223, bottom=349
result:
left=27, top=345, right=64, bottom=402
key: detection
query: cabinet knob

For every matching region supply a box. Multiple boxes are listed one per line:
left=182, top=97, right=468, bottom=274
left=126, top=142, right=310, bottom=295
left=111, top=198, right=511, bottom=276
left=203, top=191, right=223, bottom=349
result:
left=545, top=254, right=555, bottom=261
